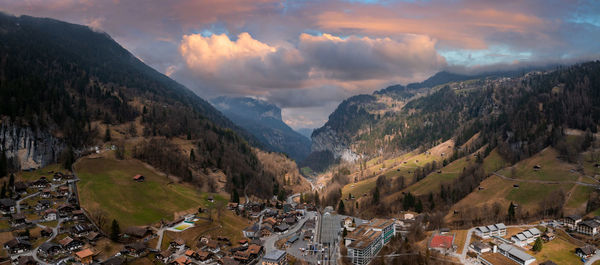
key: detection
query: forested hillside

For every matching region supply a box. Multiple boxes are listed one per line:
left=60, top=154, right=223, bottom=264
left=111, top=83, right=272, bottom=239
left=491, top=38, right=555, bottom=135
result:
left=0, top=13, right=276, bottom=197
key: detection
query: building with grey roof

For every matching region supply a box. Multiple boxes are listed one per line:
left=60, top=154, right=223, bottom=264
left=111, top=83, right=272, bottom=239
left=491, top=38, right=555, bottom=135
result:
left=262, top=250, right=287, bottom=265
left=475, top=223, right=506, bottom=238
left=319, top=212, right=341, bottom=247
left=497, top=243, right=536, bottom=265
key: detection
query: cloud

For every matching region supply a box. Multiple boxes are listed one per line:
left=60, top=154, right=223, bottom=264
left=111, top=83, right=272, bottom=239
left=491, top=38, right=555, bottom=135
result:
left=176, top=32, right=446, bottom=108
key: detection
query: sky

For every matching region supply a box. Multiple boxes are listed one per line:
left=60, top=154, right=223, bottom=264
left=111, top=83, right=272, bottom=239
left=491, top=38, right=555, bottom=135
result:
left=2, top=0, right=600, bottom=130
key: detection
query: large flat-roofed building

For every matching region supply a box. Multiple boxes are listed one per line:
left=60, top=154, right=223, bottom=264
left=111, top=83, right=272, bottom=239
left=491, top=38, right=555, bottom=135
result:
left=497, top=244, right=536, bottom=265
left=369, top=219, right=395, bottom=244
left=262, top=250, right=287, bottom=265
left=345, top=225, right=383, bottom=265
left=345, top=218, right=395, bottom=265
left=319, top=212, right=342, bottom=247
left=478, top=252, right=519, bottom=265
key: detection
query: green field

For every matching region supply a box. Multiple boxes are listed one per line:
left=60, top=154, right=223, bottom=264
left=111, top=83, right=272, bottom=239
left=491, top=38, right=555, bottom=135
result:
left=566, top=185, right=593, bottom=209
left=497, top=148, right=579, bottom=182
left=74, top=157, right=225, bottom=228
left=404, top=156, right=470, bottom=195
left=531, top=238, right=581, bottom=265
left=18, top=164, right=67, bottom=181
left=506, top=182, right=573, bottom=206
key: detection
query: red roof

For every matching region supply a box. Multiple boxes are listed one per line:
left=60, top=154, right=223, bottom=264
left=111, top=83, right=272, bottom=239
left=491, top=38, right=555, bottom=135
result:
left=133, top=175, right=144, bottom=180
left=430, top=235, right=454, bottom=249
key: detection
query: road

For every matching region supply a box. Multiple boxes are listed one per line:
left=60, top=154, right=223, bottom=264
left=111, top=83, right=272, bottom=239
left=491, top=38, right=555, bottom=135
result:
left=585, top=253, right=600, bottom=265
left=493, top=172, right=599, bottom=187
left=16, top=192, right=40, bottom=213
left=12, top=219, right=64, bottom=265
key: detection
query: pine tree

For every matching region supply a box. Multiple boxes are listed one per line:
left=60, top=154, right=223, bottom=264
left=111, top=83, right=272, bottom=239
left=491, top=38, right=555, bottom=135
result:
left=508, top=202, right=516, bottom=222
left=532, top=237, right=543, bottom=252
left=231, top=189, right=240, bottom=203
left=338, top=200, right=345, bottom=215
left=0, top=182, right=5, bottom=198
left=110, top=219, right=120, bottom=241
left=190, top=149, right=196, bottom=161
left=8, top=174, right=14, bottom=189
left=0, top=151, right=7, bottom=178
left=104, top=126, right=111, bottom=142
left=415, top=199, right=423, bottom=213
left=314, top=191, right=319, bottom=206
left=372, top=186, right=380, bottom=204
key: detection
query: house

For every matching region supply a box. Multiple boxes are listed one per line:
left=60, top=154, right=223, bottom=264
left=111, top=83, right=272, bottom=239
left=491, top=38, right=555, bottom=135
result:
left=124, top=242, right=147, bottom=257
left=262, top=217, right=277, bottom=226
left=72, top=224, right=92, bottom=237
left=72, top=209, right=86, bottom=220
left=542, top=231, right=555, bottom=242
left=475, top=223, right=507, bottom=238
left=564, top=215, right=582, bottom=230
left=156, top=249, right=174, bottom=263
left=539, top=261, right=558, bottom=265
left=0, top=198, right=16, bottom=214
left=429, top=235, right=455, bottom=253
left=577, top=219, right=600, bottom=236
left=511, top=228, right=541, bottom=247
left=43, top=209, right=57, bottom=221
left=196, top=250, right=212, bottom=261
left=343, top=217, right=353, bottom=228
left=275, top=224, right=289, bottom=233
left=35, top=200, right=51, bottom=211
left=57, top=204, right=75, bottom=218
left=4, top=238, right=32, bottom=254
left=41, top=188, right=52, bottom=198
left=86, top=232, right=101, bottom=242
left=205, top=240, right=220, bottom=253
left=243, top=223, right=259, bottom=239
left=576, top=245, right=597, bottom=259
left=228, top=202, right=238, bottom=210
left=170, top=238, right=185, bottom=248
left=497, top=243, right=536, bottom=265
left=286, top=235, right=299, bottom=246
left=261, top=250, right=287, bottom=265
left=133, top=175, right=145, bottom=182
left=59, top=237, right=83, bottom=251
left=207, top=195, right=214, bottom=202
left=41, top=227, right=53, bottom=238
left=57, top=186, right=70, bottom=197
left=38, top=242, right=61, bottom=256
left=75, top=248, right=94, bottom=265
left=247, top=244, right=262, bottom=257
left=14, top=182, right=28, bottom=194
left=31, top=178, right=50, bottom=189
left=469, top=241, right=490, bottom=254
left=222, top=257, right=241, bottom=265
left=284, top=217, right=296, bottom=225
left=170, top=256, right=192, bottom=265
left=11, top=213, right=26, bottom=226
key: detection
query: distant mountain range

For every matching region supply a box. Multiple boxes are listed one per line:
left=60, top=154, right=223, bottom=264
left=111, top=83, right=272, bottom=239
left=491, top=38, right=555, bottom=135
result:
left=211, top=97, right=311, bottom=161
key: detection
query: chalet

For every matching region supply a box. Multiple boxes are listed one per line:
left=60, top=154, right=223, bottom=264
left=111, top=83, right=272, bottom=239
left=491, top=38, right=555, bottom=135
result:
left=233, top=250, right=251, bottom=263
left=44, top=209, right=57, bottom=221
left=260, top=226, right=273, bottom=237
left=576, top=245, right=597, bottom=259
left=14, top=182, right=28, bottom=194
left=124, top=242, right=147, bottom=257
left=205, top=240, right=220, bottom=253
left=75, top=248, right=94, bottom=265
left=101, top=256, right=125, bottom=265
left=242, top=223, right=259, bottom=239
left=59, top=237, right=83, bottom=251
left=11, top=213, right=26, bottom=226
left=247, top=244, right=262, bottom=257
left=53, top=173, right=64, bottom=181
left=284, top=217, right=296, bottom=225
left=133, top=175, right=145, bottom=182
left=170, top=256, right=192, bottom=265
left=38, top=242, right=61, bottom=256
left=41, top=227, right=53, bottom=238
left=31, top=178, right=49, bottom=189
left=263, top=217, right=277, bottom=226
left=564, top=215, right=582, bottom=230
left=41, top=188, right=52, bottom=198
left=123, top=226, right=152, bottom=238
left=222, top=257, right=241, bottom=265
left=577, top=219, right=600, bottom=236
left=72, top=224, right=93, bottom=237
left=196, top=250, right=211, bottom=261
left=343, top=217, right=353, bottom=228
left=0, top=198, right=16, bottom=214
left=533, top=165, right=541, bottom=170
left=57, top=186, right=70, bottom=197
left=227, top=202, right=238, bottom=210
left=170, top=238, right=185, bottom=248
left=542, top=231, right=555, bottom=242
left=274, top=223, right=289, bottom=233
left=35, top=200, right=51, bottom=211
left=4, top=238, right=32, bottom=254
left=207, top=195, right=214, bottom=202
left=86, top=232, right=101, bottom=242
left=238, top=239, right=248, bottom=247
left=72, top=209, right=86, bottom=220
left=57, top=204, right=75, bottom=218
left=304, top=230, right=314, bottom=240
left=157, top=249, right=174, bottom=263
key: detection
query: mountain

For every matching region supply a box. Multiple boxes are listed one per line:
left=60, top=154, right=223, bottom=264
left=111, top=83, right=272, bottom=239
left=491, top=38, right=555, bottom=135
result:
left=308, top=64, right=600, bottom=171
left=296, top=128, right=314, bottom=139
left=0, top=13, right=275, bottom=197
left=211, top=97, right=311, bottom=161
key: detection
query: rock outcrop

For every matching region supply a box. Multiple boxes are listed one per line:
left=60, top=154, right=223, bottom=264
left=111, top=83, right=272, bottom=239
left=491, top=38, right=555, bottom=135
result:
left=0, top=121, right=64, bottom=170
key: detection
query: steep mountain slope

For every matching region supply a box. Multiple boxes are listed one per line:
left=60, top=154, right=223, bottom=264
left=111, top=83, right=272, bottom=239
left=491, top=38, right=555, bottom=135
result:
left=0, top=13, right=274, bottom=197
left=211, top=97, right=311, bottom=161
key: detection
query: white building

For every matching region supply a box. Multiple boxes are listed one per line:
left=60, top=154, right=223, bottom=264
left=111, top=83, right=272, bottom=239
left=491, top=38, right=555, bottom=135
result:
left=510, top=228, right=541, bottom=247
left=345, top=219, right=395, bottom=265
left=475, top=223, right=506, bottom=238
left=497, top=243, right=536, bottom=265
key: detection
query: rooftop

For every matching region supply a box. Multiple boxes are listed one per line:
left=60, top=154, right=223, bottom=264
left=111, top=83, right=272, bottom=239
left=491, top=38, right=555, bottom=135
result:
left=429, top=235, right=454, bottom=249
left=263, top=250, right=286, bottom=261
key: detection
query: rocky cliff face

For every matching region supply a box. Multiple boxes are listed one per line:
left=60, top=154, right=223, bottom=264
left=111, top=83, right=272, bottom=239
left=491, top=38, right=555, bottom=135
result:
left=0, top=122, right=64, bottom=170
left=310, top=126, right=357, bottom=161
